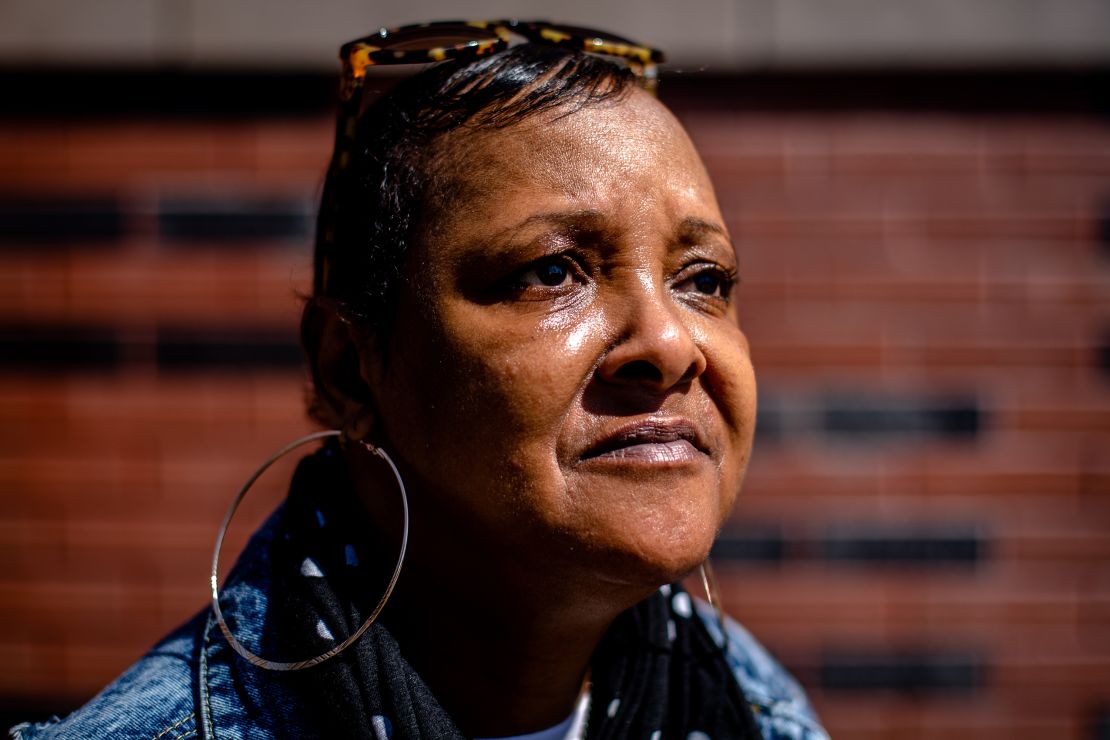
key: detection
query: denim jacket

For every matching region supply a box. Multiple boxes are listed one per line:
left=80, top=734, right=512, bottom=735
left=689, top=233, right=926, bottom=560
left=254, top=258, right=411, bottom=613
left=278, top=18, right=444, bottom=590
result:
left=10, top=602, right=827, bottom=740
left=10, top=488, right=828, bottom=740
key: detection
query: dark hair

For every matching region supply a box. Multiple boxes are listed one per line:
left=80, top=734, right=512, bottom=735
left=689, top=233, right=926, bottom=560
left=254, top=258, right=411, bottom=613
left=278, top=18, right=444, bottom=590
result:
left=310, top=43, right=637, bottom=329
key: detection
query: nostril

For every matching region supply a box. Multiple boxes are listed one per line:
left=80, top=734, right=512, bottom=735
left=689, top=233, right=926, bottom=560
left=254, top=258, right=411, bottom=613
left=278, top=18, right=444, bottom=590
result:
left=609, top=359, right=701, bottom=388
left=613, top=359, right=663, bottom=384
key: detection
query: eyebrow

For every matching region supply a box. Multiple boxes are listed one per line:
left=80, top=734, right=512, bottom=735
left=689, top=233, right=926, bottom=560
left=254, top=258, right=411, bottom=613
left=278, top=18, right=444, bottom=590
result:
left=675, top=216, right=730, bottom=242
left=465, top=210, right=731, bottom=262
left=496, top=209, right=606, bottom=238
left=497, top=212, right=729, bottom=239
left=459, top=210, right=607, bottom=260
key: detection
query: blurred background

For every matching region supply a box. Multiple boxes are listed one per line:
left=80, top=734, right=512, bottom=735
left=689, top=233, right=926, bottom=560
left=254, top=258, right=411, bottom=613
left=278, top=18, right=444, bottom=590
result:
left=0, top=0, right=1107, bottom=737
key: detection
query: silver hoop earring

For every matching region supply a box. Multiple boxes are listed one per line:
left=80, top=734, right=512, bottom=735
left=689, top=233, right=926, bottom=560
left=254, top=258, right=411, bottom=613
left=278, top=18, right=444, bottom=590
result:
left=209, top=429, right=409, bottom=671
left=700, top=559, right=730, bottom=652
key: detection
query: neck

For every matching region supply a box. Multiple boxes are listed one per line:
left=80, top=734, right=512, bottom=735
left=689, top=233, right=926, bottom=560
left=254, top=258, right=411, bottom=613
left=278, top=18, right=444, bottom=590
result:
left=381, top=550, right=640, bottom=738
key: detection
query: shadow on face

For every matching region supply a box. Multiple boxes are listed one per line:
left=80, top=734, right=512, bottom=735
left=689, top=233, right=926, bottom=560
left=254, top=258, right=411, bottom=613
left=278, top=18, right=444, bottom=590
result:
left=318, top=87, right=757, bottom=605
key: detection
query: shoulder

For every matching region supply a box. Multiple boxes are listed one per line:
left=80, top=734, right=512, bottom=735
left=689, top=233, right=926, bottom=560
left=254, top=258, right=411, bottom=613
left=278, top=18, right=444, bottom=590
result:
left=8, top=612, right=205, bottom=740
left=694, top=600, right=831, bottom=740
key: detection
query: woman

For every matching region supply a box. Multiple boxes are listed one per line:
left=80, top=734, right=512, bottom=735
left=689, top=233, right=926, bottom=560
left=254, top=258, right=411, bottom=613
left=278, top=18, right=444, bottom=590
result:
left=11, top=21, right=828, bottom=740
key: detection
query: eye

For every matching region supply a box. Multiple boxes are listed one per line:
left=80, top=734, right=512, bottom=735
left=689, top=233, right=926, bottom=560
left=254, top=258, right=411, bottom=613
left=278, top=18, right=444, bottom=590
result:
left=534, top=260, right=570, bottom=286
left=677, top=265, right=736, bottom=301
left=516, top=256, right=579, bottom=289
left=692, top=272, right=723, bottom=296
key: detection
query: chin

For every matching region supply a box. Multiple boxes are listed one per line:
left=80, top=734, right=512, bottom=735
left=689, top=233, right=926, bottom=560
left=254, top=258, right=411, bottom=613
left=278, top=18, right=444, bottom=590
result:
left=581, top=510, right=721, bottom=594
left=524, top=462, right=735, bottom=598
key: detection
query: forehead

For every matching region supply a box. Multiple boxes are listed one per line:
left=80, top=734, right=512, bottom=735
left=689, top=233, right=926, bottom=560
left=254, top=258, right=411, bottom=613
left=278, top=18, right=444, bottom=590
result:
left=428, top=88, right=716, bottom=220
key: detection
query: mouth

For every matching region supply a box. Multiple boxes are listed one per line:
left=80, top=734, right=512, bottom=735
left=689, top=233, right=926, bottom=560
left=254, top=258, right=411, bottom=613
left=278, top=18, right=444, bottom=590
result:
left=580, top=418, right=711, bottom=466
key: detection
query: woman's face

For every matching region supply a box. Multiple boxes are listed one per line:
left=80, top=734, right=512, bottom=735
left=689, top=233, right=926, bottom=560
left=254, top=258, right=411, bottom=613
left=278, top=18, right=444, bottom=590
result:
left=366, top=87, right=756, bottom=590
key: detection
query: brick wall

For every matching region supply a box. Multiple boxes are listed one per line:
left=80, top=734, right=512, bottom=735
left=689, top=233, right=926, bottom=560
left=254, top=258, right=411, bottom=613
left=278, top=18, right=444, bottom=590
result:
left=686, top=106, right=1110, bottom=739
left=1, top=72, right=1107, bottom=737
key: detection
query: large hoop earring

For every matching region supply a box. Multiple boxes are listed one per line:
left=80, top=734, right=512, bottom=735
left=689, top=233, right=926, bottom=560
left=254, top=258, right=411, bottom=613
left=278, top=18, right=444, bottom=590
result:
left=209, top=429, right=409, bottom=671
left=700, top=559, right=731, bottom=652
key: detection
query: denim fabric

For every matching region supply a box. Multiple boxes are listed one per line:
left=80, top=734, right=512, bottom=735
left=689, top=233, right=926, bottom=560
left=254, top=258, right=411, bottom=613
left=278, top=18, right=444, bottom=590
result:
left=10, top=604, right=828, bottom=740
left=9, top=501, right=828, bottom=740
left=697, top=601, right=830, bottom=740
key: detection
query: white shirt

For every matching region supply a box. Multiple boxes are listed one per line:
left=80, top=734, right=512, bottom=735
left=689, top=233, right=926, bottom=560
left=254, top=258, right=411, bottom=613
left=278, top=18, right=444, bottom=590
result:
left=475, top=691, right=589, bottom=740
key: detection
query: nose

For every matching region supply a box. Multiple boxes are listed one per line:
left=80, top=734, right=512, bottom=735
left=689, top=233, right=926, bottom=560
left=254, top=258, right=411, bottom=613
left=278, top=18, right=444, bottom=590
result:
left=596, top=283, right=707, bottom=393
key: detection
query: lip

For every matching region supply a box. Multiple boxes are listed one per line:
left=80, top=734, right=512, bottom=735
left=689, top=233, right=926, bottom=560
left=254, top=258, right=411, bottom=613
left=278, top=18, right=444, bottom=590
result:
left=580, top=418, right=711, bottom=466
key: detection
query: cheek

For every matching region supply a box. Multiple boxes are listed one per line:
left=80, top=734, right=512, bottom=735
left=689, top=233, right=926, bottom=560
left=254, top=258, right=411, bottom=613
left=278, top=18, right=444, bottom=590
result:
left=459, top=321, right=591, bottom=437
left=381, top=302, right=603, bottom=488
left=379, top=304, right=617, bottom=548
left=699, top=323, right=758, bottom=484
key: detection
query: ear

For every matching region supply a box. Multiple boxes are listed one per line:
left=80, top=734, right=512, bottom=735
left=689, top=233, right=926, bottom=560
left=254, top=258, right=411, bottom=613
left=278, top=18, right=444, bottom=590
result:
left=301, top=297, right=382, bottom=436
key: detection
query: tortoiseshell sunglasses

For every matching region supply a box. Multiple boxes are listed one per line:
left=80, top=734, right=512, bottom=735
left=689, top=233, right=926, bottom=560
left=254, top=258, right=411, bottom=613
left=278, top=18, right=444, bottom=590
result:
left=339, top=20, right=665, bottom=102
left=318, top=20, right=666, bottom=295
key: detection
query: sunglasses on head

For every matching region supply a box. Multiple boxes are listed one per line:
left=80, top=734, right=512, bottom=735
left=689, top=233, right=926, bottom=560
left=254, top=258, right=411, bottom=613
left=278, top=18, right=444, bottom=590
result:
left=338, top=20, right=666, bottom=101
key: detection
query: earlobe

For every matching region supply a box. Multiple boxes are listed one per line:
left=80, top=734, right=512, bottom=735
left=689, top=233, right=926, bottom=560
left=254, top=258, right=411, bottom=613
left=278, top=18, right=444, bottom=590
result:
left=301, top=297, right=382, bottom=432
left=343, top=405, right=377, bottom=442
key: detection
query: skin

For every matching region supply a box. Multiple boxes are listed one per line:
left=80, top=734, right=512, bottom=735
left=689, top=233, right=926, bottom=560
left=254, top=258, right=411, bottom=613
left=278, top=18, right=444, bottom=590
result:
left=312, top=86, right=757, bottom=737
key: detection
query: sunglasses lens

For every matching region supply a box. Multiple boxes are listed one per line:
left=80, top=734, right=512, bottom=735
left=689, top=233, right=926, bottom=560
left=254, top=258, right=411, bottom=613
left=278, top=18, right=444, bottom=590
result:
left=379, top=26, right=500, bottom=52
